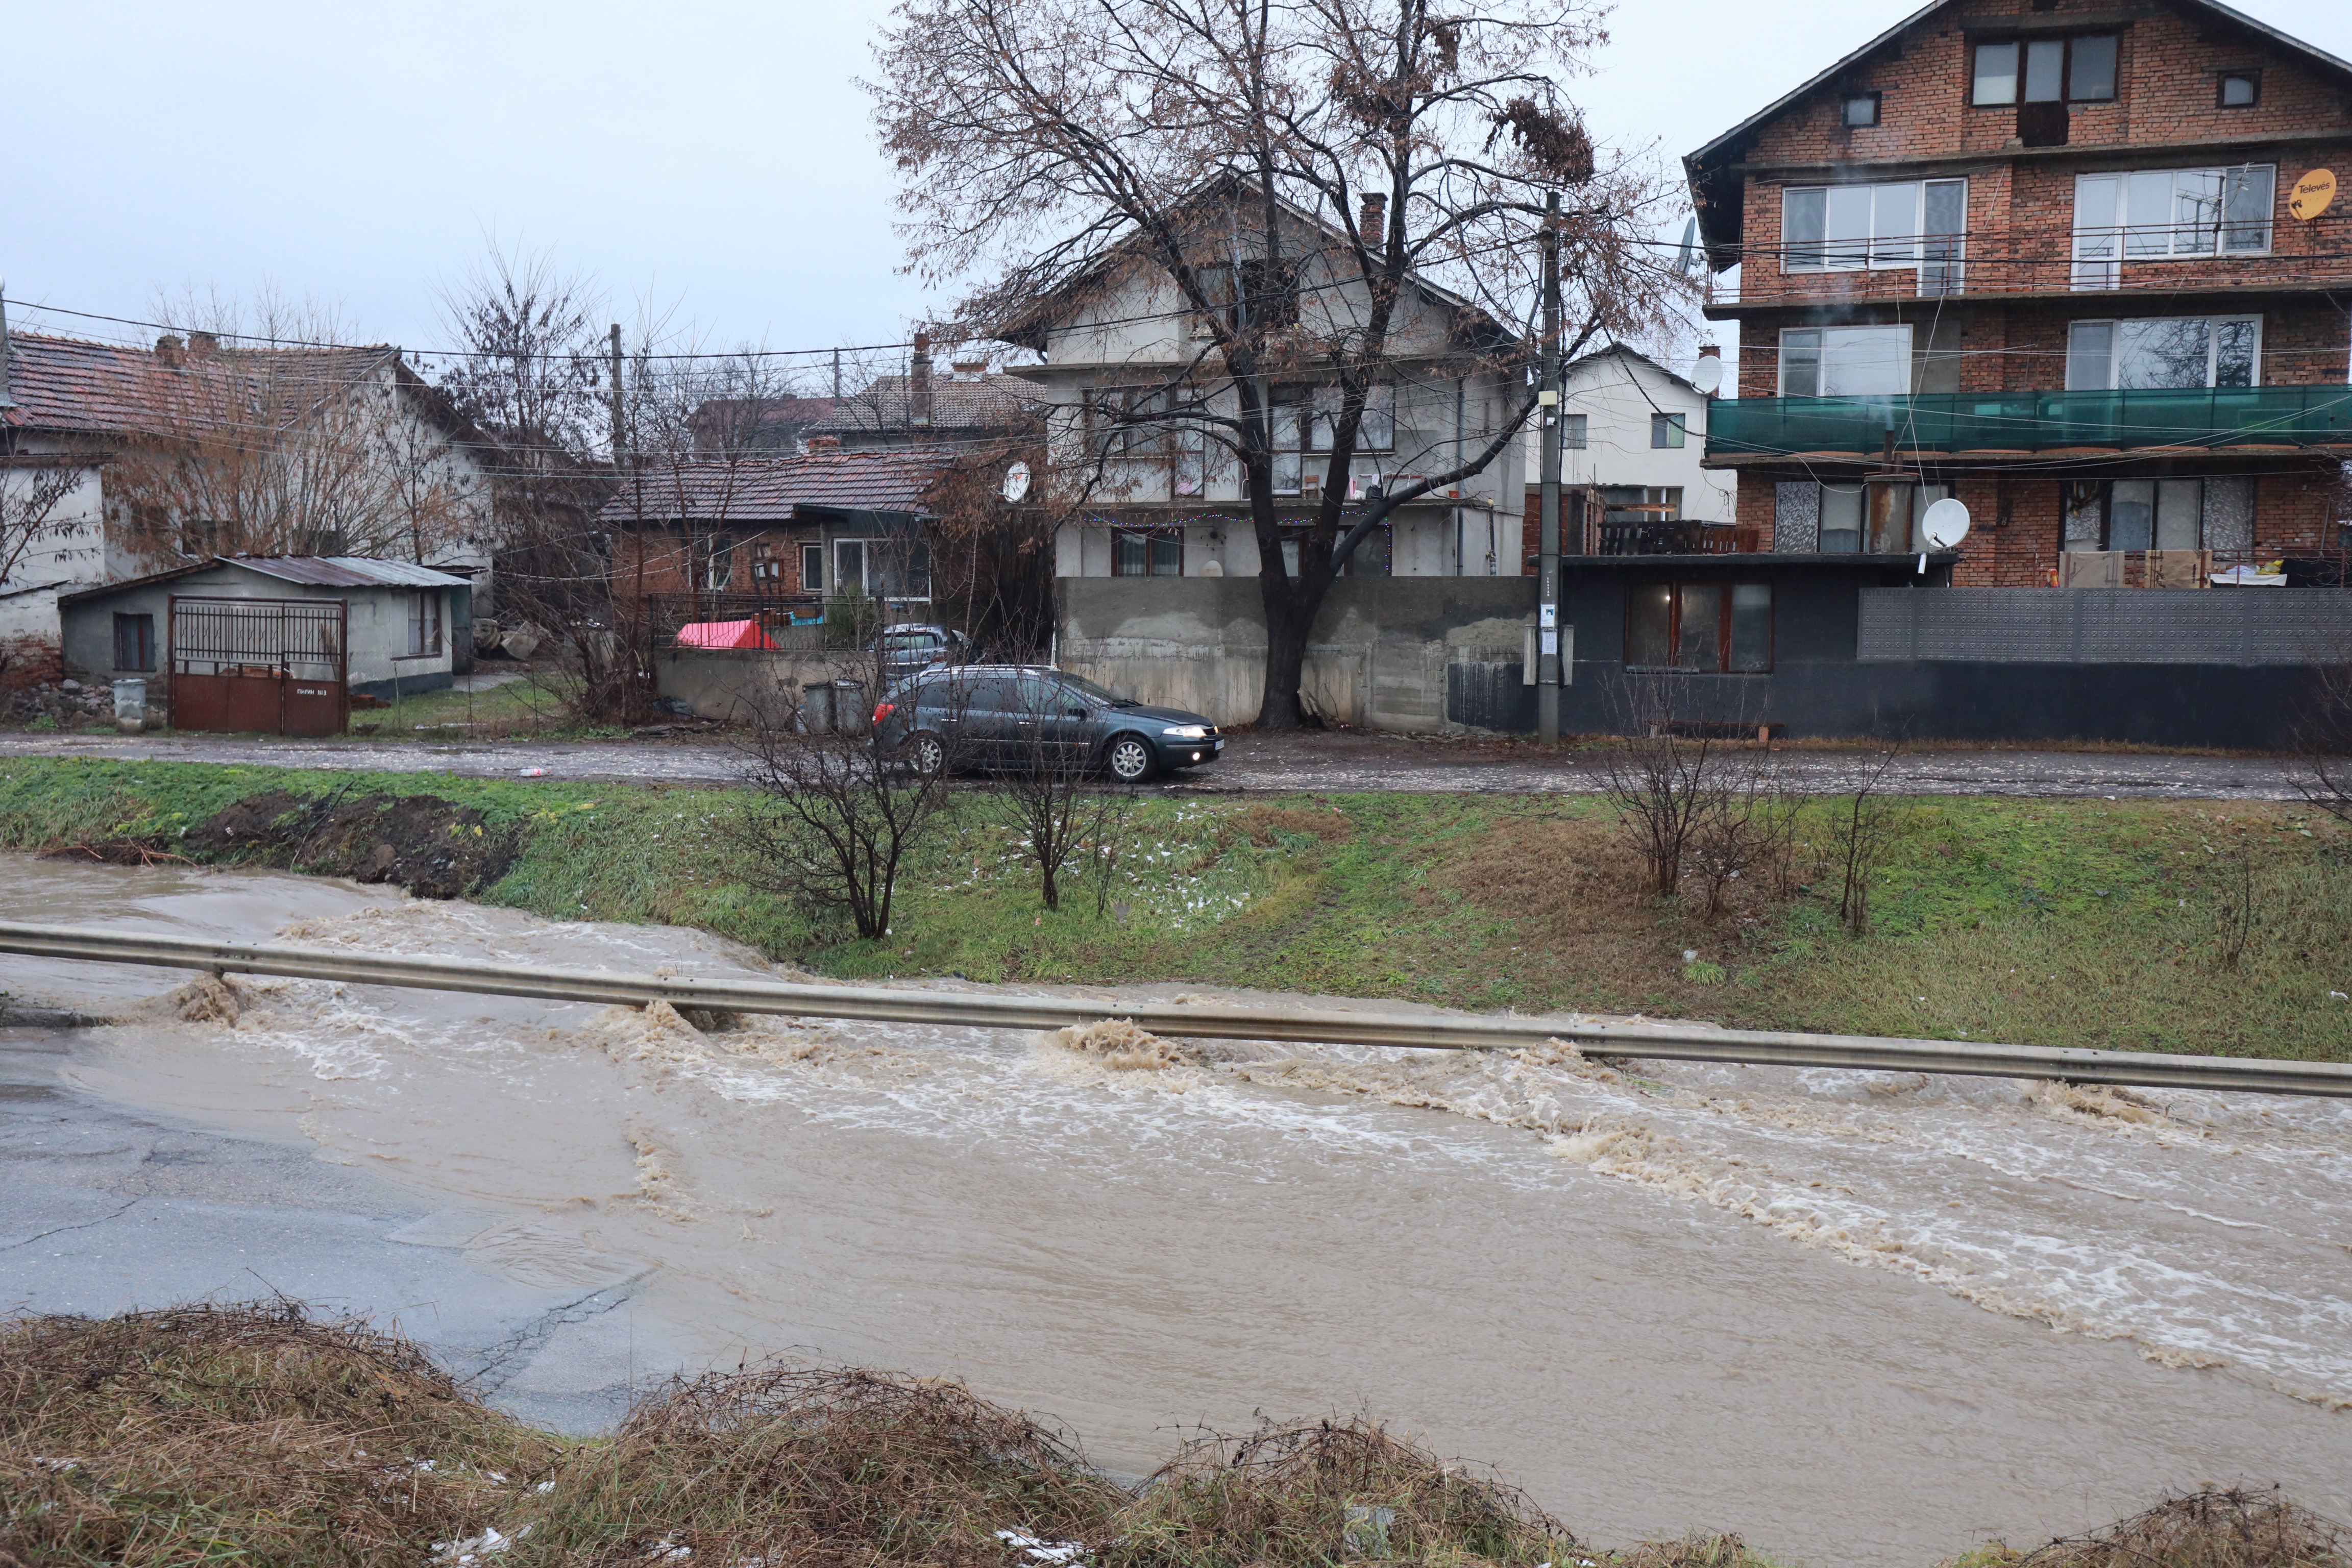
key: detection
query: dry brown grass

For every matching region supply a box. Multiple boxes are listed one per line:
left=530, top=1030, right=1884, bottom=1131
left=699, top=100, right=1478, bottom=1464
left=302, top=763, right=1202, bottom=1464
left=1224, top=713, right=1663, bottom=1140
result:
left=1104, top=1415, right=1573, bottom=1568
left=1948, top=1489, right=2351, bottom=1568
left=507, top=1363, right=1126, bottom=1567
left=1221, top=804, right=1357, bottom=851
left=0, top=1300, right=559, bottom=1568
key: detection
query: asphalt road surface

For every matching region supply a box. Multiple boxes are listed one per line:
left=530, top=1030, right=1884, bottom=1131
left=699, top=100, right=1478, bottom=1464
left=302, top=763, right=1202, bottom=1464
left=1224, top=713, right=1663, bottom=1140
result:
left=0, top=727, right=2311, bottom=800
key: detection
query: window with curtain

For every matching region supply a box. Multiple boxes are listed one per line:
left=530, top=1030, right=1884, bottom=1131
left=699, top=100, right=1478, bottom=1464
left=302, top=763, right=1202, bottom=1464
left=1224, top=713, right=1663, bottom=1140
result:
left=406, top=592, right=443, bottom=657
left=2061, top=476, right=2256, bottom=553
left=1112, top=528, right=1183, bottom=577
left=1970, top=35, right=2116, bottom=105
left=1626, top=582, right=1774, bottom=672
left=1775, top=480, right=1946, bottom=553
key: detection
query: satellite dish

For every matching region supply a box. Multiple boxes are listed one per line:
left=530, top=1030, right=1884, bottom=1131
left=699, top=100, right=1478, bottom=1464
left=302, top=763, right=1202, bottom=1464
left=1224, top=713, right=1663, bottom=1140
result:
left=1001, top=460, right=1032, bottom=503
left=1921, top=496, right=1970, bottom=550
left=1675, top=216, right=1698, bottom=275
left=1688, top=355, right=1724, bottom=396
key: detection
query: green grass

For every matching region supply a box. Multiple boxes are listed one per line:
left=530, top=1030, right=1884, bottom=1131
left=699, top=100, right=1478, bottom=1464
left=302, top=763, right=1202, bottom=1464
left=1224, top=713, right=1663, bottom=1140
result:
left=1, top=756, right=2346, bottom=1061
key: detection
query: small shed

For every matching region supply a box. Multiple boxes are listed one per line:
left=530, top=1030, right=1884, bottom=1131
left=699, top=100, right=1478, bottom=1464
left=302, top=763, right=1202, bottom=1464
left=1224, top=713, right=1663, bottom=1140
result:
left=59, top=556, right=473, bottom=734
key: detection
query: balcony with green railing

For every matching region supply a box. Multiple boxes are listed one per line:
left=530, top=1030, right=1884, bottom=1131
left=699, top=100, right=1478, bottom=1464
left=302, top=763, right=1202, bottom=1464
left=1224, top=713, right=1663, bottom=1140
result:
left=1706, top=385, right=2352, bottom=460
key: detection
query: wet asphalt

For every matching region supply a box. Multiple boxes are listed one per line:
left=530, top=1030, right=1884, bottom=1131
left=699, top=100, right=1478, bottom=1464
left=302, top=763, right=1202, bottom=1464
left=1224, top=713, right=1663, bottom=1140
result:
left=0, top=729, right=2313, bottom=800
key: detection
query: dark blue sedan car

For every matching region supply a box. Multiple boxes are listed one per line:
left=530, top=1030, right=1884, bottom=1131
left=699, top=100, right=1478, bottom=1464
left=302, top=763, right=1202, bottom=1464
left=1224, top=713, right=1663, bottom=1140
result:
left=873, top=665, right=1223, bottom=782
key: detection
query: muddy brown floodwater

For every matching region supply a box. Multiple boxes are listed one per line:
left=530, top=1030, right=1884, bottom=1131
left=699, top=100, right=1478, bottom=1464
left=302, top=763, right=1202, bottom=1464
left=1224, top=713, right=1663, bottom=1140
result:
left=1, top=854, right=2346, bottom=1566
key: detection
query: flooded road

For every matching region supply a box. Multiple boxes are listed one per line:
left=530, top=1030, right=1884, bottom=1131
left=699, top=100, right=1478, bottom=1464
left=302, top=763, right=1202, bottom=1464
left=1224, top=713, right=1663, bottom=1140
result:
left=2, top=854, right=2346, bottom=1564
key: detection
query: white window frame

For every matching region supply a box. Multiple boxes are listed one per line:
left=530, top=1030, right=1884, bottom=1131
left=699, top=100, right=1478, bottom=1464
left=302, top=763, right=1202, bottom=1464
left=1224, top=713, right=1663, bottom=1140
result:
left=1562, top=412, right=1588, bottom=450
left=1776, top=324, right=1915, bottom=398
left=1781, top=178, right=1967, bottom=281
left=2063, top=314, right=2263, bottom=390
left=2070, top=165, right=2275, bottom=289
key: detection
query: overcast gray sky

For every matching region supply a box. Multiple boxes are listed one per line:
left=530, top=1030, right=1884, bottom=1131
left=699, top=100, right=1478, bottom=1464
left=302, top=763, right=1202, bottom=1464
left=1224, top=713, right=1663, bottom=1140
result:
left=10, top=0, right=2351, bottom=374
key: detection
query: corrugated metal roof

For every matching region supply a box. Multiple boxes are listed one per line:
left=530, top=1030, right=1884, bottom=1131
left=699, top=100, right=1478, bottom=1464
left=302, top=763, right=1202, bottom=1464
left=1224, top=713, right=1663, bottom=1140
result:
left=229, top=556, right=471, bottom=589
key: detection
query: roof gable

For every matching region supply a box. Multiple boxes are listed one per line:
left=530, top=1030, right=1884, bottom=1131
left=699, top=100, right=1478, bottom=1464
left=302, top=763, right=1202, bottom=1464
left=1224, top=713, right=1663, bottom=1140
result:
left=1683, top=0, right=2352, bottom=265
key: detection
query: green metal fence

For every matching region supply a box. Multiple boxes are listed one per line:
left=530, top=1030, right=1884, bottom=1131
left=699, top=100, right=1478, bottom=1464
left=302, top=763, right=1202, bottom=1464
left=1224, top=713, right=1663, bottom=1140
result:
left=1707, top=384, right=2352, bottom=457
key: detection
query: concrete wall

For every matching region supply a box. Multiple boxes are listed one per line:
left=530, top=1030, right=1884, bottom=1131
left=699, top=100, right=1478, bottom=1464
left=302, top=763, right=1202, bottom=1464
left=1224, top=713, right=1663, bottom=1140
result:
left=655, top=647, right=869, bottom=724
left=1056, top=576, right=1539, bottom=730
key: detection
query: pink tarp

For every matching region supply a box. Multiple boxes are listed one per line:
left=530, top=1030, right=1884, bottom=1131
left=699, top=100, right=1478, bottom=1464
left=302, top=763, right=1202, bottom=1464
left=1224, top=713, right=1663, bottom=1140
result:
left=674, top=619, right=777, bottom=650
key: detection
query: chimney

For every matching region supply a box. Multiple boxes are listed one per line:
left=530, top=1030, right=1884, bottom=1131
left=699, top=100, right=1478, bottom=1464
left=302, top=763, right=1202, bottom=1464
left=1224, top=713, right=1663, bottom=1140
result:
left=806, top=433, right=842, bottom=453
left=187, top=330, right=219, bottom=361
left=0, top=279, right=15, bottom=411
left=910, top=330, right=933, bottom=427
left=156, top=334, right=186, bottom=369
left=950, top=359, right=988, bottom=379
left=1359, top=191, right=1388, bottom=242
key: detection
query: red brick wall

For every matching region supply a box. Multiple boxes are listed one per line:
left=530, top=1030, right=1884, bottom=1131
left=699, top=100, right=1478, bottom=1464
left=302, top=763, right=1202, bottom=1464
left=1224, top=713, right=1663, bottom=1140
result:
left=616, top=528, right=815, bottom=598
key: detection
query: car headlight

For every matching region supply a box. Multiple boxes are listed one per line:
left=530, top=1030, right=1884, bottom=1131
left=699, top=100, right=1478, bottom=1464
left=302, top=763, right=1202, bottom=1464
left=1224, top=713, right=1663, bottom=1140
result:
left=1161, top=724, right=1210, bottom=739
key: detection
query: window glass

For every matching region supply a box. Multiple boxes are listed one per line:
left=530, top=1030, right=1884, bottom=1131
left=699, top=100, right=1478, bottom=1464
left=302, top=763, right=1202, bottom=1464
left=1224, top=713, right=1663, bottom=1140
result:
left=1651, top=413, right=1686, bottom=449
left=1825, top=185, right=1874, bottom=268
left=2066, top=320, right=2115, bottom=389
left=1626, top=584, right=1673, bottom=667
left=2072, top=174, right=2121, bottom=287
left=2202, top=476, right=2255, bottom=555
left=1783, top=187, right=1826, bottom=270
left=2069, top=35, right=2117, bottom=100
left=2156, top=479, right=2203, bottom=550
left=1844, top=94, right=1878, bottom=128
left=2108, top=479, right=2157, bottom=551
left=2220, top=72, right=2258, bottom=108
left=1269, top=390, right=1304, bottom=493
left=2173, top=169, right=2224, bottom=253
left=1921, top=180, right=1968, bottom=296
left=1676, top=586, right=1724, bottom=671
left=1779, top=329, right=1822, bottom=397
left=1361, top=384, right=1396, bottom=451
left=1729, top=585, right=1773, bottom=672
left=1973, top=41, right=2020, bottom=105
left=2063, top=481, right=2104, bottom=549
left=2222, top=165, right=2274, bottom=252
left=2023, top=39, right=2066, bottom=102
left=800, top=543, right=823, bottom=592
left=1870, top=183, right=1919, bottom=265
left=962, top=676, right=1018, bottom=712
left=1820, top=325, right=1912, bottom=396
left=2125, top=170, right=2174, bottom=256
left=1562, top=413, right=1588, bottom=449
left=113, top=613, right=155, bottom=672
left=1820, top=484, right=1864, bottom=552
left=2118, top=318, right=2212, bottom=388
left=1114, top=532, right=1147, bottom=576
left=1866, top=480, right=1914, bottom=554
left=1148, top=532, right=1182, bottom=576
left=2215, top=318, right=2258, bottom=386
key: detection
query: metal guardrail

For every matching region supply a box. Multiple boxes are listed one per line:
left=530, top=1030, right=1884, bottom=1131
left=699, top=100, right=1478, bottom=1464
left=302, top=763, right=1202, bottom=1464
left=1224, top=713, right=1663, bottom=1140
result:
left=6, top=921, right=2349, bottom=1097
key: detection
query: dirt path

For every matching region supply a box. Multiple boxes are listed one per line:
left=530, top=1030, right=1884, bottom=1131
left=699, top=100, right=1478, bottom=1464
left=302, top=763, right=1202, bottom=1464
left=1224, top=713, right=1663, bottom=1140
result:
left=0, top=728, right=2307, bottom=799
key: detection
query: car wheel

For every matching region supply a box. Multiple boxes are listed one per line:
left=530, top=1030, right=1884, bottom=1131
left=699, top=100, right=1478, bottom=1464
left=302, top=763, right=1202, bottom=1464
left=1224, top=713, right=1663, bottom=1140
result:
left=910, top=731, right=949, bottom=777
left=1106, top=733, right=1157, bottom=783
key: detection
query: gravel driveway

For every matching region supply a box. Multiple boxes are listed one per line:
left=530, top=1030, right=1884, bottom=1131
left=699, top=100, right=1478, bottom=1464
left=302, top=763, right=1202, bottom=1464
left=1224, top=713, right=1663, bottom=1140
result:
left=0, top=727, right=2312, bottom=800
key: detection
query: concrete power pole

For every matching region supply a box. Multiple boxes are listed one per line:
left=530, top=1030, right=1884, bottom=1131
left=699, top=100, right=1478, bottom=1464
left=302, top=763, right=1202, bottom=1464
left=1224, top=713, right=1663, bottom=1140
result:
left=1537, top=192, right=1563, bottom=744
left=606, top=324, right=627, bottom=465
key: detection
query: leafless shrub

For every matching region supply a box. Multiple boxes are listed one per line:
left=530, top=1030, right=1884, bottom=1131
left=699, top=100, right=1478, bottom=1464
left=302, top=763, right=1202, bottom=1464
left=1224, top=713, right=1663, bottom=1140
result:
left=1106, top=1414, right=1575, bottom=1568
left=1686, top=765, right=1807, bottom=920
left=732, top=645, right=959, bottom=941
left=1824, top=742, right=1911, bottom=940
left=2212, top=842, right=2261, bottom=971
left=0, top=1299, right=555, bottom=1568
left=1600, top=678, right=1775, bottom=902
left=2288, top=652, right=2352, bottom=828
left=518, top=1363, right=1123, bottom=1568
left=986, top=680, right=1143, bottom=910
left=1971, top=1486, right=2350, bottom=1568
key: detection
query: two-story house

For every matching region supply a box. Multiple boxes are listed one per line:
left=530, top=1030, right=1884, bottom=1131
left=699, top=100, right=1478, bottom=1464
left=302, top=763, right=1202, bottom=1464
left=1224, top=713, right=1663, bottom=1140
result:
left=1000, top=192, right=1527, bottom=581
left=1520, top=345, right=1741, bottom=567
left=1687, top=0, right=2352, bottom=586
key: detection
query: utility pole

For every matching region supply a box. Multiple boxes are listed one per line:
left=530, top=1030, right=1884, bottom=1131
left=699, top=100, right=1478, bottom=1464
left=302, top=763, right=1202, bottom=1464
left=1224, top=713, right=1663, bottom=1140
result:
left=1537, top=191, right=1563, bottom=744
left=606, top=324, right=627, bottom=465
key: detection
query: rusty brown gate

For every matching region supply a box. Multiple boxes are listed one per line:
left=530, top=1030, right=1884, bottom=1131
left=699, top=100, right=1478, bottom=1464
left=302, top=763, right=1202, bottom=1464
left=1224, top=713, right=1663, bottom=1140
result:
left=167, top=596, right=349, bottom=737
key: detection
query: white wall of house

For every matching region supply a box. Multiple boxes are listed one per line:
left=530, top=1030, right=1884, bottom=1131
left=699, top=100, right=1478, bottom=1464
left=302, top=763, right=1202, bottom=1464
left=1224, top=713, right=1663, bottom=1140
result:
left=1021, top=204, right=1526, bottom=578
left=0, top=458, right=108, bottom=647
left=1527, top=349, right=1736, bottom=523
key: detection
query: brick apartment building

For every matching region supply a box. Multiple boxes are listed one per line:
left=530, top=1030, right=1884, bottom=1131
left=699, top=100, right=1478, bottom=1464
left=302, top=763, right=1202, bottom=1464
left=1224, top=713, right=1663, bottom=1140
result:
left=1686, top=0, right=2352, bottom=587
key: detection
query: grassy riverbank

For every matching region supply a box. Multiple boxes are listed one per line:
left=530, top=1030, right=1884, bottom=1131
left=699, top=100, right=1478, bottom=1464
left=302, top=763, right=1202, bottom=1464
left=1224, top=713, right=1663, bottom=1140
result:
left=1, top=755, right=2347, bottom=1061
left=3, top=1303, right=2341, bottom=1568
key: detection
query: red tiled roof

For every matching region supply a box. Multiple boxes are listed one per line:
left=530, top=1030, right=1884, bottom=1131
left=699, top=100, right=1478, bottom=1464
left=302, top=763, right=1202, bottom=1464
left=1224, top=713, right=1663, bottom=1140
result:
left=806, top=373, right=1039, bottom=435
left=0, top=331, right=397, bottom=438
left=596, top=448, right=952, bottom=525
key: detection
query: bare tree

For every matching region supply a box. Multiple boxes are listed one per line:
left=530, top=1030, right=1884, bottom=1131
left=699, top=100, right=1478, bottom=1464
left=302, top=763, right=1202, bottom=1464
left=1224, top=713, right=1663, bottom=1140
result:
left=0, top=461, right=86, bottom=592
left=1600, top=678, right=1733, bottom=899
left=985, top=676, right=1138, bottom=909
left=873, top=0, right=1686, bottom=727
left=732, top=643, right=960, bottom=942
left=1826, top=742, right=1909, bottom=940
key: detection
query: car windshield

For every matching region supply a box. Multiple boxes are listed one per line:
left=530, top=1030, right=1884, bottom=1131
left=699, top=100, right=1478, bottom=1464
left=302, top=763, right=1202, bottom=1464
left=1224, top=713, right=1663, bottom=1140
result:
left=1052, top=672, right=1135, bottom=707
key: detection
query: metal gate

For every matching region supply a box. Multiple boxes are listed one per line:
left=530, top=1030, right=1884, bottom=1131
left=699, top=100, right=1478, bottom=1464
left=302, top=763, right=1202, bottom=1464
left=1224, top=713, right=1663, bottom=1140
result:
left=168, top=596, right=349, bottom=736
